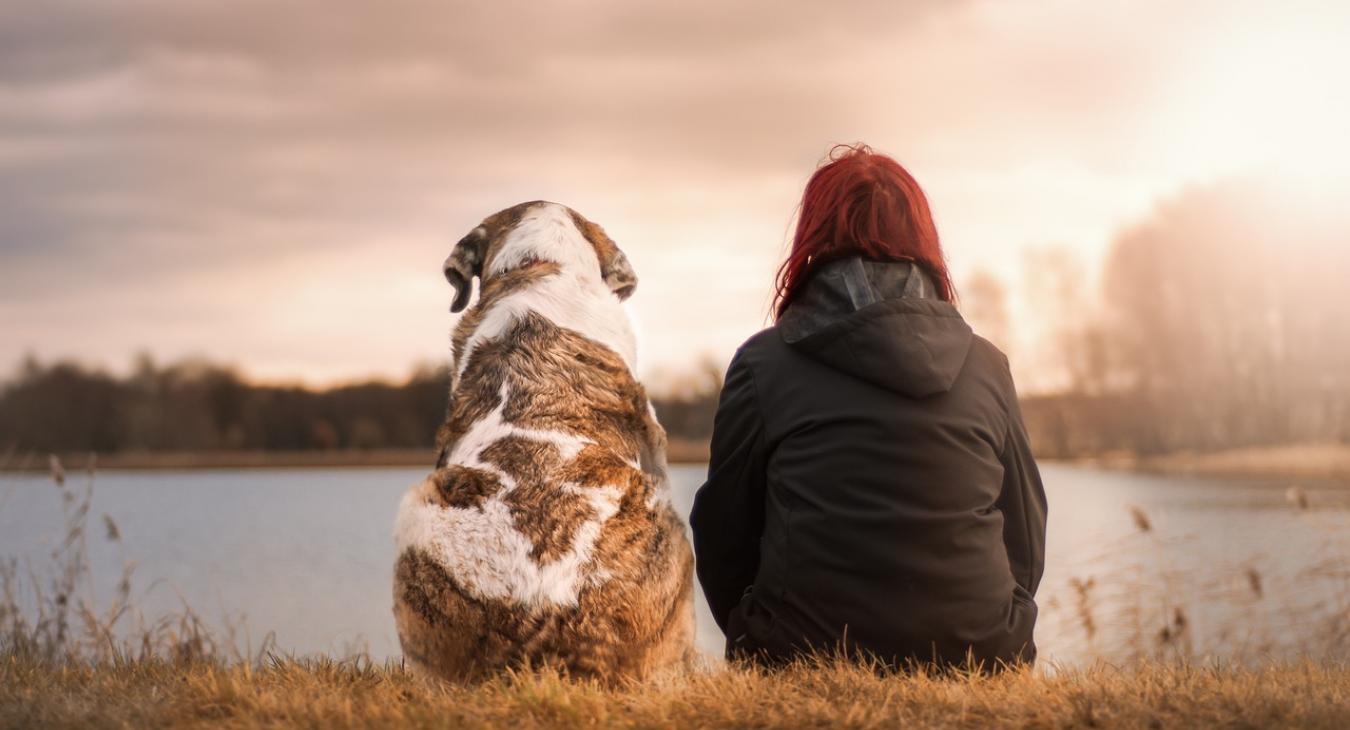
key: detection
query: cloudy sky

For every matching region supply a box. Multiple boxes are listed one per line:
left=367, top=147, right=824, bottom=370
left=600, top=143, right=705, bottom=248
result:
left=2, top=0, right=1347, bottom=388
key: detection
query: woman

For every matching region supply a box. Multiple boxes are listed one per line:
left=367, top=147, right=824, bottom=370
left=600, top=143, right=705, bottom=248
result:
left=690, top=144, right=1047, bottom=671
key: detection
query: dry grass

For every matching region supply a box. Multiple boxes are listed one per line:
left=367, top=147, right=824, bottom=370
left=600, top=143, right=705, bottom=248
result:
left=3, top=654, right=1349, bottom=729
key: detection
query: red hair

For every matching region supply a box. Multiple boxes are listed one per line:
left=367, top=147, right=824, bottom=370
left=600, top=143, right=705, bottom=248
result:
left=774, top=144, right=954, bottom=319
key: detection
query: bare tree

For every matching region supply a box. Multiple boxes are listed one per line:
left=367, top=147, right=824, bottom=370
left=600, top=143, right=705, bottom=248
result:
left=962, top=269, right=1013, bottom=355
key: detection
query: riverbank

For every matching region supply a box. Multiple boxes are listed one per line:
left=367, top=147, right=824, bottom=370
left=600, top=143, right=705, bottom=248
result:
left=4, top=655, right=1348, bottom=729
left=0, top=439, right=711, bottom=473
left=1084, top=443, right=1350, bottom=484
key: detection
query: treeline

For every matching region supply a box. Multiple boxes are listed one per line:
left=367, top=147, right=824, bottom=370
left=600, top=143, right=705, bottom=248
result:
left=0, top=356, right=450, bottom=454
left=0, top=355, right=721, bottom=456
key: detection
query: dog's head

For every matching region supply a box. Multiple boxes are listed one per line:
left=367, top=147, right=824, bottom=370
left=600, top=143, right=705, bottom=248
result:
left=443, top=201, right=637, bottom=313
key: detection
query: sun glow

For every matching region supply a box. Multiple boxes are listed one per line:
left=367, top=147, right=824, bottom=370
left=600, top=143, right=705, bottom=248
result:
left=1152, top=10, right=1350, bottom=183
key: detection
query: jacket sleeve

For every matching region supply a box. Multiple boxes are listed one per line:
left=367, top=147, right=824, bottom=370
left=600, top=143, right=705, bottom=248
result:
left=689, top=349, right=770, bottom=632
left=995, top=378, right=1048, bottom=596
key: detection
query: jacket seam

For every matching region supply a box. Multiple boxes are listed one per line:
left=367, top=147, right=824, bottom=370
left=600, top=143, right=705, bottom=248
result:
left=739, top=350, right=784, bottom=602
left=733, top=347, right=769, bottom=446
left=999, top=425, right=1035, bottom=591
left=997, top=348, right=1033, bottom=591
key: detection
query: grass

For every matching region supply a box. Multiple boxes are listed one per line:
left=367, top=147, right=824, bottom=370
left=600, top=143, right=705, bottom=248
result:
left=3, top=654, right=1349, bottom=729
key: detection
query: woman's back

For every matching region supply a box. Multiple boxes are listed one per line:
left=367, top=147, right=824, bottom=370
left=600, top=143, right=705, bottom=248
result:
left=691, top=257, right=1045, bottom=668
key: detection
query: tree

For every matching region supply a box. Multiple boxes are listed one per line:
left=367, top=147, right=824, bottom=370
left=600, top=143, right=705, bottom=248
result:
left=962, top=270, right=1012, bottom=355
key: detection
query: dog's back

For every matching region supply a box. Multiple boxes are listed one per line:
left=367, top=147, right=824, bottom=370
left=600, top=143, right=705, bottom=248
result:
left=393, top=202, right=694, bottom=681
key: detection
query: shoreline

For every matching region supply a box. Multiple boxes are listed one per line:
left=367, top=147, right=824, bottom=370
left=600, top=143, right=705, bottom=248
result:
left=0, top=439, right=713, bottom=473
left=4, top=442, right=1347, bottom=484
left=1070, top=443, right=1350, bottom=485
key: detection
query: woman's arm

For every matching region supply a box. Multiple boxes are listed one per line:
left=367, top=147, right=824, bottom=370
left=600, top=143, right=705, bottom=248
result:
left=995, top=385, right=1048, bottom=596
left=689, top=349, right=770, bottom=632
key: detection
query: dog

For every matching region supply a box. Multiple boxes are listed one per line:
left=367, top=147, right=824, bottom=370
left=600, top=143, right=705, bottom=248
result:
left=392, top=201, right=695, bottom=682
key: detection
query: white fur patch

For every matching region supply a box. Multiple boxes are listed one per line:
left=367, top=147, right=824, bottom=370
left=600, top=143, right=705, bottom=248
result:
left=445, top=381, right=593, bottom=485
left=457, top=204, right=637, bottom=378
left=394, top=382, right=624, bottom=608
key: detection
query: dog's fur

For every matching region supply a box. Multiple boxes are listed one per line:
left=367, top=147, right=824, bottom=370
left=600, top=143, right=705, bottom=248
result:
left=392, top=201, right=695, bottom=682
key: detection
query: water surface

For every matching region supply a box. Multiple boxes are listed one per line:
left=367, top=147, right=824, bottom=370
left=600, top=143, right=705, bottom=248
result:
left=2, top=463, right=1346, bottom=664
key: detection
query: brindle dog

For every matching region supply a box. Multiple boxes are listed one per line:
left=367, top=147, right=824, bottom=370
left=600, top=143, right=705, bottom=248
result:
left=393, top=201, right=695, bottom=682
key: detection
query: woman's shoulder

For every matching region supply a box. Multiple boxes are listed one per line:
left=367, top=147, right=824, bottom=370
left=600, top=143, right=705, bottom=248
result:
left=730, top=326, right=795, bottom=369
left=738, top=326, right=782, bottom=353
left=967, top=334, right=1012, bottom=374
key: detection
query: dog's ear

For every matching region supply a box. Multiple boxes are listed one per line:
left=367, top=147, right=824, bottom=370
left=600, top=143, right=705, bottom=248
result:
left=603, top=249, right=637, bottom=301
left=444, top=226, right=487, bottom=313
left=569, top=210, right=637, bottom=301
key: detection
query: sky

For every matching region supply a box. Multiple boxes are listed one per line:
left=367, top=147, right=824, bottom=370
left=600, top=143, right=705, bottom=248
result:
left=2, top=0, right=1348, bottom=390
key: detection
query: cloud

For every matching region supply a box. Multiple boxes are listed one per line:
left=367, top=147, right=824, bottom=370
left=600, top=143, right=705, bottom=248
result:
left=2, top=0, right=1347, bottom=383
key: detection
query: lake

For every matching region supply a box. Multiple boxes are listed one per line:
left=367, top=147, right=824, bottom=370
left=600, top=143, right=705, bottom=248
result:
left=2, top=463, right=1347, bottom=665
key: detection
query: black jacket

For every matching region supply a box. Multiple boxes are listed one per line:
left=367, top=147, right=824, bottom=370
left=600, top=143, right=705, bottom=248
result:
left=690, top=257, right=1047, bottom=669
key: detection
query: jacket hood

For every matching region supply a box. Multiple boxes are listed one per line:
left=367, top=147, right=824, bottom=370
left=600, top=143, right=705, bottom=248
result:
left=778, top=257, right=973, bottom=397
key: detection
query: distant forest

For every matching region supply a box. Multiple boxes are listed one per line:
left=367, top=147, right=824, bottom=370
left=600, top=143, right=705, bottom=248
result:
left=3, top=178, right=1348, bottom=461
left=0, top=356, right=720, bottom=457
